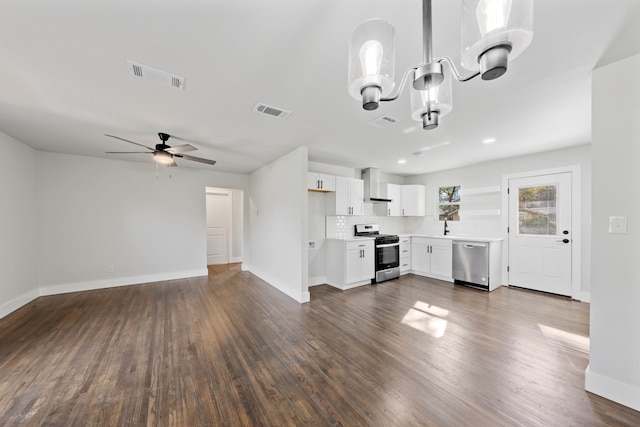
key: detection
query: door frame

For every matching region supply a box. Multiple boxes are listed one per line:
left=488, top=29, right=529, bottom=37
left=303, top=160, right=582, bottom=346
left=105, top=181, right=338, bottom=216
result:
left=206, top=188, right=233, bottom=265
left=501, top=165, right=582, bottom=299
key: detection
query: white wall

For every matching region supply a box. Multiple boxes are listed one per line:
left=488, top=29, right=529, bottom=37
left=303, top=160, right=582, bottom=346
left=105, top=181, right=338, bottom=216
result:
left=405, top=145, right=592, bottom=297
left=586, top=52, right=640, bottom=411
left=36, top=152, right=250, bottom=295
left=0, top=133, right=39, bottom=318
left=249, top=147, right=309, bottom=303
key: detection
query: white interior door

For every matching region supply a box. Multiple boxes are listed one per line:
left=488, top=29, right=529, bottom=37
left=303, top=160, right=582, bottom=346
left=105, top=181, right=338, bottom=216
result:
left=206, top=191, right=231, bottom=265
left=508, top=172, right=572, bottom=296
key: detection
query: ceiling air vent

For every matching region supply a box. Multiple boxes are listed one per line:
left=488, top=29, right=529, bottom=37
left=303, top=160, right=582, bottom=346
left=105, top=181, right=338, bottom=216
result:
left=253, top=103, right=292, bottom=119
left=127, top=60, right=185, bottom=90
left=366, top=115, right=398, bottom=129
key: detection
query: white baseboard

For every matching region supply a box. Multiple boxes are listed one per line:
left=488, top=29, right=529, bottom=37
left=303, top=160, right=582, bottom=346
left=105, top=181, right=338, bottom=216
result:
left=0, top=288, right=40, bottom=320
left=585, top=364, right=640, bottom=411
left=39, top=269, right=208, bottom=297
left=229, top=257, right=243, bottom=263
left=578, top=291, right=591, bottom=303
left=244, top=264, right=308, bottom=304
left=308, top=276, right=327, bottom=287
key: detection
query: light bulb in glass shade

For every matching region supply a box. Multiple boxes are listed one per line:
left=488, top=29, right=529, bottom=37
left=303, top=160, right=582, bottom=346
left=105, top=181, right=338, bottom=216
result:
left=460, top=0, right=533, bottom=73
left=411, top=69, right=453, bottom=130
left=348, top=19, right=396, bottom=101
left=360, top=40, right=384, bottom=77
left=477, top=0, right=512, bottom=36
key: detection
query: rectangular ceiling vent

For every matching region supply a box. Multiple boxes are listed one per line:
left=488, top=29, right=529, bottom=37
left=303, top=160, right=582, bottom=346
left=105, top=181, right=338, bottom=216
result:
left=127, top=60, right=185, bottom=90
left=253, top=103, right=292, bottom=119
left=367, top=115, right=398, bottom=129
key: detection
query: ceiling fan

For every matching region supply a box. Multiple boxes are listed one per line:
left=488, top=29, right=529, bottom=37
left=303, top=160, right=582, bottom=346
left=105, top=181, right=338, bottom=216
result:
left=105, top=132, right=216, bottom=167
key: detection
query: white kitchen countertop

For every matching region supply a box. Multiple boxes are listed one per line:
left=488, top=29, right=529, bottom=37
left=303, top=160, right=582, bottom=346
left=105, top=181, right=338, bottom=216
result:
left=326, top=236, right=375, bottom=242
left=409, top=234, right=504, bottom=242
left=328, top=234, right=502, bottom=242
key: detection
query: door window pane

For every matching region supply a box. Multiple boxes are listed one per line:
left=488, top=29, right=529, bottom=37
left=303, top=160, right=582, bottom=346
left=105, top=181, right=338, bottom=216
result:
left=518, top=185, right=557, bottom=235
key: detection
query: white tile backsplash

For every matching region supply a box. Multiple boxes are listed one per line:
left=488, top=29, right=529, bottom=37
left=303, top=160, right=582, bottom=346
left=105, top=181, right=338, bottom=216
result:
left=325, top=203, right=407, bottom=238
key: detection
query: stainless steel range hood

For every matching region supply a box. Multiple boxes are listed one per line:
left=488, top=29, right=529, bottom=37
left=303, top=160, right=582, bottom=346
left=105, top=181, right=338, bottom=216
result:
left=362, top=167, right=392, bottom=203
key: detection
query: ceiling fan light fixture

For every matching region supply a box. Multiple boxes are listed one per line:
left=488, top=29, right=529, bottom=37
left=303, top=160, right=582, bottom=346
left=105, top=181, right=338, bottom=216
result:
left=153, top=150, right=174, bottom=165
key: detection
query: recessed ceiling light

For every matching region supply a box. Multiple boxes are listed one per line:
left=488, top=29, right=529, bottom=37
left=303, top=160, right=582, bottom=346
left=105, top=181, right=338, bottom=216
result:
left=398, top=159, right=407, bottom=164
left=482, top=138, right=496, bottom=144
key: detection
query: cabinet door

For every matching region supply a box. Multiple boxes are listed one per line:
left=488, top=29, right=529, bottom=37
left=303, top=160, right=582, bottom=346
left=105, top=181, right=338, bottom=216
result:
left=345, top=248, right=363, bottom=284
left=308, top=173, right=336, bottom=191
left=411, top=243, right=430, bottom=274
left=362, top=244, right=375, bottom=280
left=334, top=176, right=350, bottom=215
left=318, top=173, right=335, bottom=191
left=401, top=185, right=425, bottom=216
left=430, top=245, right=453, bottom=279
left=308, top=172, right=321, bottom=190
left=386, top=184, right=402, bottom=216
left=349, top=178, right=364, bottom=216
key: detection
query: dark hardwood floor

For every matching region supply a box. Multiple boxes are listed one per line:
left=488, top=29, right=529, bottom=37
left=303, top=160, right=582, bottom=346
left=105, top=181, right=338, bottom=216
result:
left=1, top=265, right=639, bottom=426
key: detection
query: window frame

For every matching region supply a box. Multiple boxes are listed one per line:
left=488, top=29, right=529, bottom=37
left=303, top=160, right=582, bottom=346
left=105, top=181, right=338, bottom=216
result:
left=437, top=185, right=461, bottom=222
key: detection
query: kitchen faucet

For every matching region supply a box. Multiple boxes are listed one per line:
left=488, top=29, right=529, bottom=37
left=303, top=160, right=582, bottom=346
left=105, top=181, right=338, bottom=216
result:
left=444, top=219, right=449, bottom=235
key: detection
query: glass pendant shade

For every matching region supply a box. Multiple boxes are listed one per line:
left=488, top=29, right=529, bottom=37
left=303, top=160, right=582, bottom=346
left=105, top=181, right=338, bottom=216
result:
left=348, top=19, right=396, bottom=100
left=460, top=0, right=533, bottom=72
left=410, top=68, right=453, bottom=125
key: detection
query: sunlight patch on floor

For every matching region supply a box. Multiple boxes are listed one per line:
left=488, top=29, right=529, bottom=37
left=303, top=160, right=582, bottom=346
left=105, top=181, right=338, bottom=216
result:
left=538, top=324, right=590, bottom=353
left=401, top=301, right=449, bottom=338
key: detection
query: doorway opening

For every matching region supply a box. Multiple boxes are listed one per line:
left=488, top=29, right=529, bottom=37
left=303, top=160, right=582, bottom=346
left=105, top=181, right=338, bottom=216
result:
left=205, top=187, right=243, bottom=266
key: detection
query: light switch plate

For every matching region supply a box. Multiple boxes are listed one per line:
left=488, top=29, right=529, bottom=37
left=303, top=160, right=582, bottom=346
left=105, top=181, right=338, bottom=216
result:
left=608, top=216, right=628, bottom=234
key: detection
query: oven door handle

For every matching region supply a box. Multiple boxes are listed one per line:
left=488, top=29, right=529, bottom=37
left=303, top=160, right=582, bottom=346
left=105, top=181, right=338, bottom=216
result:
left=376, top=243, right=400, bottom=248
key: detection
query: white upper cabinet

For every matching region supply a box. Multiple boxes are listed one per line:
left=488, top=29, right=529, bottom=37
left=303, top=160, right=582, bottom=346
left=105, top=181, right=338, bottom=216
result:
left=334, top=176, right=364, bottom=215
left=307, top=172, right=336, bottom=192
left=383, top=184, right=425, bottom=216
left=385, top=183, right=402, bottom=216
left=401, top=185, right=425, bottom=216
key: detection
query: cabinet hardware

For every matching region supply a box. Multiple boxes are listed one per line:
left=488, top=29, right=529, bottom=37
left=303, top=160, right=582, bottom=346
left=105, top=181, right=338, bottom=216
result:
left=320, top=180, right=323, bottom=189
left=317, top=180, right=320, bottom=189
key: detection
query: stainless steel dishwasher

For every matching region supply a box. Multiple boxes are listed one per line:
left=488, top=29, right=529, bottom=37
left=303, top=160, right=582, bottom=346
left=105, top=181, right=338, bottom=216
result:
left=452, top=241, right=490, bottom=290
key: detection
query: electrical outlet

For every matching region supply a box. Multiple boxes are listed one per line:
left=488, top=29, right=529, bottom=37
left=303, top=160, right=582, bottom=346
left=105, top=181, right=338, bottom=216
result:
left=107, top=265, right=115, bottom=273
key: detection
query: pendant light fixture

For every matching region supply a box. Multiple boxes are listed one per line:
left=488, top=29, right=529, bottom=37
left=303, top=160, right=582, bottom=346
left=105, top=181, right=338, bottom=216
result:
left=348, top=0, right=533, bottom=130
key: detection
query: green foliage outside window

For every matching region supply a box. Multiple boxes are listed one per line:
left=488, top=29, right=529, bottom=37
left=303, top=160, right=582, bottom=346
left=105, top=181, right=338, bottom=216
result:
left=438, top=186, right=460, bottom=221
left=518, top=185, right=557, bottom=235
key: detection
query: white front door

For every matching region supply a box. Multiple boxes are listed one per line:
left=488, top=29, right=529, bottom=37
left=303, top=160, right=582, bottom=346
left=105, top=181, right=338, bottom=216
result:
left=206, top=191, right=232, bottom=265
left=508, top=172, right=572, bottom=296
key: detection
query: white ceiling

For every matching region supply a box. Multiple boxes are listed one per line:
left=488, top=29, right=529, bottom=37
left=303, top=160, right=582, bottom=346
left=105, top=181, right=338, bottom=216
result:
left=1, top=0, right=640, bottom=176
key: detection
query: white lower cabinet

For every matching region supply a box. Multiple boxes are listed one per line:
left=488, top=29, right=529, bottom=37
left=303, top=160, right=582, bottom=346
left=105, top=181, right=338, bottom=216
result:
left=326, top=239, right=374, bottom=289
left=410, top=237, right=453, bottom=281
left=399, top=237, right=411, bottom=274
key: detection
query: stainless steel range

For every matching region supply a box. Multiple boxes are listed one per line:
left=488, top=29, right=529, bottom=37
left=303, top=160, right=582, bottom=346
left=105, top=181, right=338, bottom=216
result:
left=354, top=224, right=400, bottom=283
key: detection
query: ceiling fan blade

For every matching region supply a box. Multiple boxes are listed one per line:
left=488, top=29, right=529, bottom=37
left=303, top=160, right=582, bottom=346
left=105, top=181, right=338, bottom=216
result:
left=176, top=153, right=217, bottom=165
left=167, top=144, right=197, bottom=154
left=105, top=134, right=154, bottom=151
left=105, top=151, right=151, bottom=154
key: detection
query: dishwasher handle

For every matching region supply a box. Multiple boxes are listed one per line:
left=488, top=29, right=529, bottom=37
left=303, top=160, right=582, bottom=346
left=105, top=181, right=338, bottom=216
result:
left=454, top=241, right=488, bottom=249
